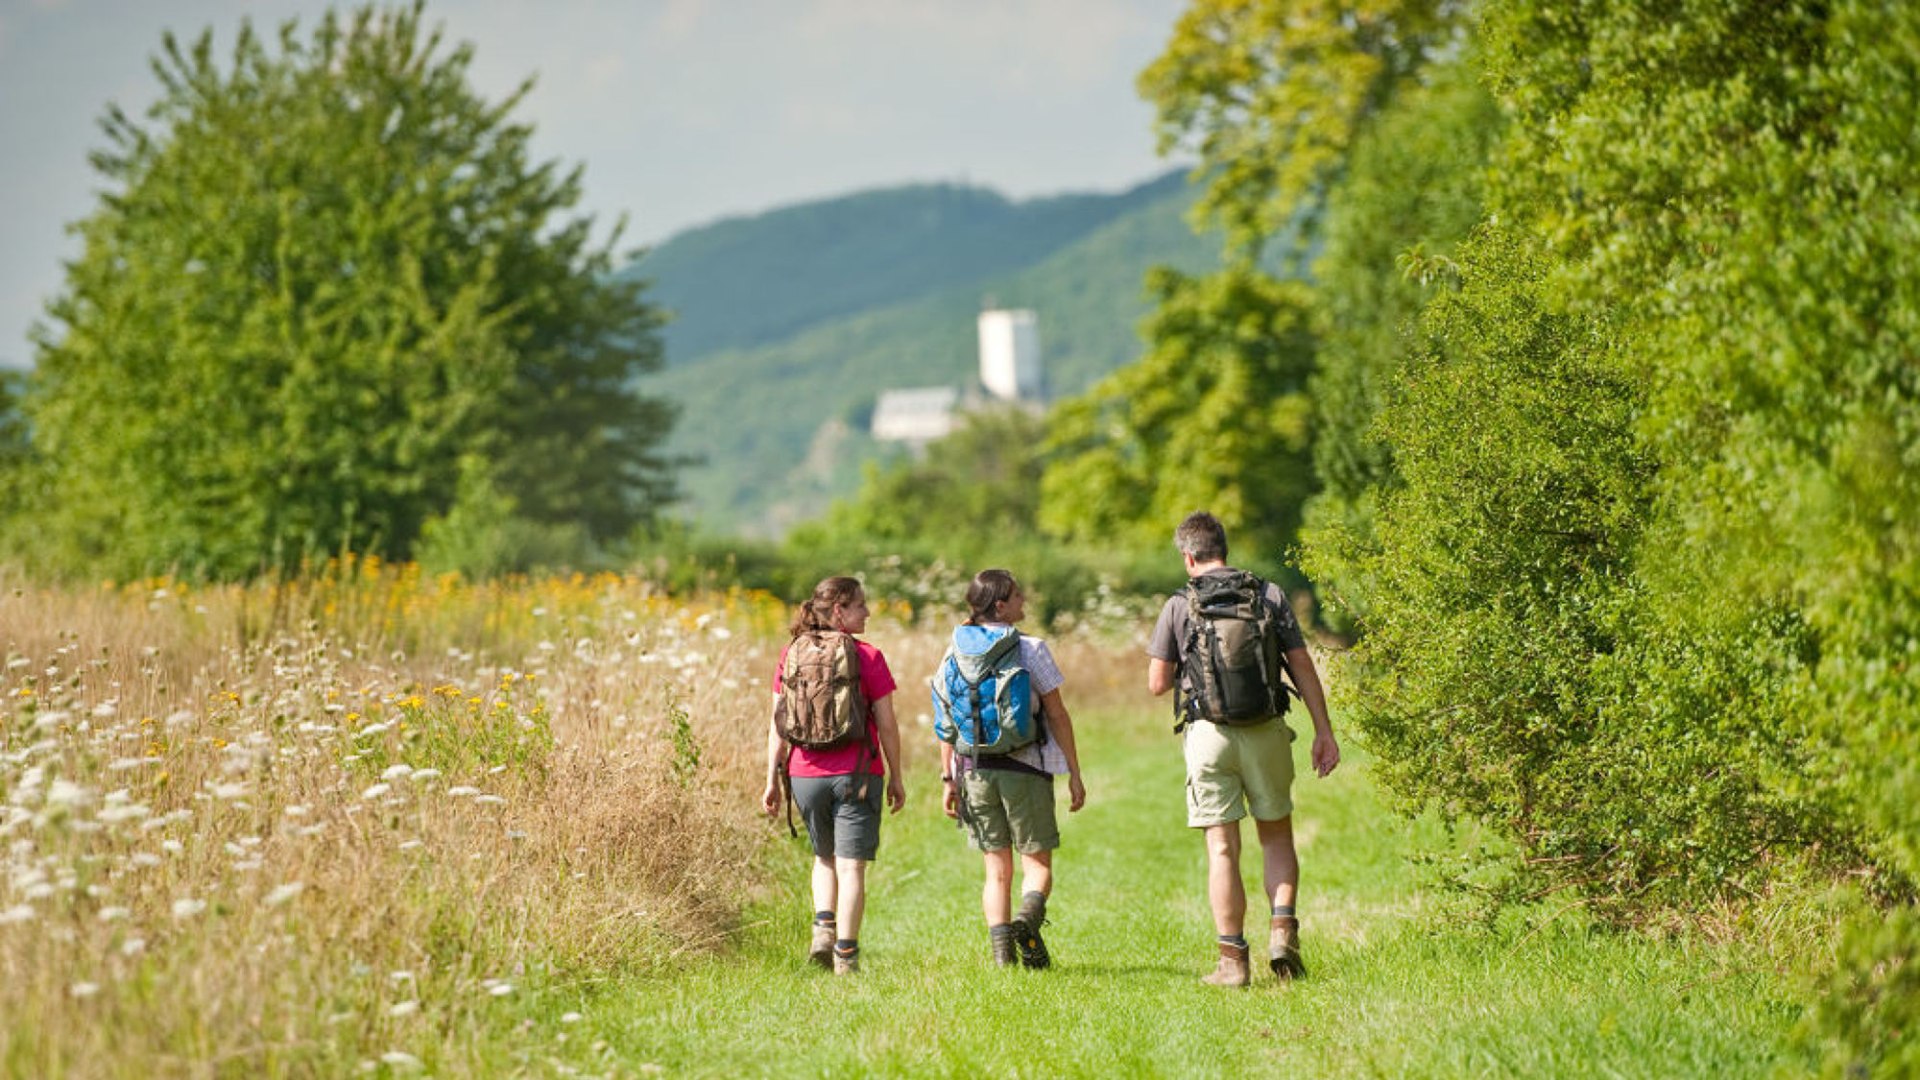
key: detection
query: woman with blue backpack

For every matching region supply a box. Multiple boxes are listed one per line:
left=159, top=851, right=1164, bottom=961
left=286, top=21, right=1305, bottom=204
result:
left=761, top=576, right=906, bottom=975
left=933, top=569, right=1086, bottom=969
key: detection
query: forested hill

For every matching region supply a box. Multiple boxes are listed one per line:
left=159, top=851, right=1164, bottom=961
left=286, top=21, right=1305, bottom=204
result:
left=625, top=169, right=1190, bottom=366
left=622, top=171, right=1224, bottom=535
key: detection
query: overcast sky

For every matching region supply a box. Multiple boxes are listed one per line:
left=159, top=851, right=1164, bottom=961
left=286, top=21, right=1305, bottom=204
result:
left=0, top=0, right=1192, bottom=369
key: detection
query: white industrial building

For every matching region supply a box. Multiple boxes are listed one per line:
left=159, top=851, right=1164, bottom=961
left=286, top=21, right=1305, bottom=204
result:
left=977, top=308, right=1044, bottom=401
left=871, top=307, right=1044, bottom=446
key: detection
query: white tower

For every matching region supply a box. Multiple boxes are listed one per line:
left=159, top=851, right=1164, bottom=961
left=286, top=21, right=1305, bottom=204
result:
left=977, top=308, right=1043, bottom=402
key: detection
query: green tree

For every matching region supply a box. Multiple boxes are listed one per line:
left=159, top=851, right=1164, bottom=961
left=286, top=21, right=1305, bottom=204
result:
left=815, top=405, right=1048, bottom=549
left=1038, top=0, right=1466, bottom=564
left=1039, top=266, right=1315, bottom=559
left=20, top=2, right=674, bottom=577
left=1297, top=61, right=1500, bottom=633
left=1139, top=0, right=1464, bottom=259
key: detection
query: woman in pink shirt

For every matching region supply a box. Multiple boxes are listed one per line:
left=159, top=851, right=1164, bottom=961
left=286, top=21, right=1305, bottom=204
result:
left=761, top=576, right=906, bottom=974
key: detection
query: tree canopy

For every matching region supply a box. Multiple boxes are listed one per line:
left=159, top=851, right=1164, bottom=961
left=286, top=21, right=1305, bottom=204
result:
left=15, top=2, right=675, bottom=577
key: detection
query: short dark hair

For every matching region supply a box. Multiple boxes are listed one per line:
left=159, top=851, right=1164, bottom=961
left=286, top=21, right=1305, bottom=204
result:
left=1175, top=511, right=1229, bottom=563
left=964, top=569, right=1020, bottom=625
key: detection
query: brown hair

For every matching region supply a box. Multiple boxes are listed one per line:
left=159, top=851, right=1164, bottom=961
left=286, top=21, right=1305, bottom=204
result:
left=789, top=576, right=864, bottom=637
left=964, top=569, right=1020, bottom=625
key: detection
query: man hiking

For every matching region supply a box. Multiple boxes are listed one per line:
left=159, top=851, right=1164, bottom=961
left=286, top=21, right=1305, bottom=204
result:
left=1146, top=511, right=1339, bottom=987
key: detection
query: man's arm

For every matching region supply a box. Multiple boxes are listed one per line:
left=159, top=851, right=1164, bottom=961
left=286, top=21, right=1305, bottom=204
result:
left=1285, top=646, right=1340, bottom=778
left=1148, top=658, right=1178, bottom=697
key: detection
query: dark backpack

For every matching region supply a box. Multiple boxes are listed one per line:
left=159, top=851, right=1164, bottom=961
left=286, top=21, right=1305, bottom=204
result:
left=776, top=631, right=869, bottom=750
left=1177, top=571, right=1292, bottom=728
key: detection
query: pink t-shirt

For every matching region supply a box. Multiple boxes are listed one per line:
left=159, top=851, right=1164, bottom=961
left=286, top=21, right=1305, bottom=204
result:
left=774, top=638, right=896, bottom=778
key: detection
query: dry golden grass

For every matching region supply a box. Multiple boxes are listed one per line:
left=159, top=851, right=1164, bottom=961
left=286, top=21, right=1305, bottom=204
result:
left=0, top=562, right=802, bottom=1076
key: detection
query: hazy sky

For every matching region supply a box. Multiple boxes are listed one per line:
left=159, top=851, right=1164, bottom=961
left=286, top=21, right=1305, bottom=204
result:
left=0, top=0, right=1193, bottom=369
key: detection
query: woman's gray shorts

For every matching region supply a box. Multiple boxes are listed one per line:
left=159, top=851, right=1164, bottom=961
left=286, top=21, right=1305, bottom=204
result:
left=789, top=773, right=884, bottom=861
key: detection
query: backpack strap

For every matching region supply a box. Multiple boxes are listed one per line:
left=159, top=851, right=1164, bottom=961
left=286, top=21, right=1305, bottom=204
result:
left=1173, top=583, right=1205, bottom=734
left=778, top=742, right=799, bottom=839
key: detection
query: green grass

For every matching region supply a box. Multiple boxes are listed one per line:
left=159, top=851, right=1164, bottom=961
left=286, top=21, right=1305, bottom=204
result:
left=546, top=709, right=1813, bottom=1078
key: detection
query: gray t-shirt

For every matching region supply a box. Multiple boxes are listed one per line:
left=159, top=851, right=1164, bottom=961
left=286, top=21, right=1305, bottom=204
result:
left=1146, top=568, right=1306, bottom=664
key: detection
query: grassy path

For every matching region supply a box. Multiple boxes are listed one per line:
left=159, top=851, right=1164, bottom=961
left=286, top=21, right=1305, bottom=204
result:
left=571, top=706, right=1812, bottom=1078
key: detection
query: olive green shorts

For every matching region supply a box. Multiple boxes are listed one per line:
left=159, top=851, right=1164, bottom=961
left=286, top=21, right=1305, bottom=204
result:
left=1183, top=718, right=1295, bottom=827
left=958, top=767, right=1059, bottom=854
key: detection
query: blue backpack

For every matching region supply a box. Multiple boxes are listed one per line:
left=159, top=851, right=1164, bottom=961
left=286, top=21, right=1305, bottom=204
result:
left=931, top=625, right=1041, bottom=756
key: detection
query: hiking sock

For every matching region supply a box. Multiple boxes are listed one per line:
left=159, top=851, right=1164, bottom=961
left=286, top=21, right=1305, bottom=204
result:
left=1271, top=904, right=1295, bottom=919
left=1219, top=933, right=1249, bottom=950
left=989, top=923, right=1019, bottom=967
left=815, top=910, right=835, bottom=925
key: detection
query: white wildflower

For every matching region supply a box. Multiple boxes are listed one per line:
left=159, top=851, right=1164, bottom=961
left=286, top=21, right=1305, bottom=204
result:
left=379, top=1051, right=423, bottom=1071
left=409, top=768, right=440, bottom=782
left=488, top=982, right=514, bottom=997
left=120, top=938, right=146, bottom=956
left=107, top=758, right=156, bottom=772
left=446, top=786, right=481, bottom=797
left=171, top=898, right=206, bottom=919
left=360, top=783, right=390, bottom=801
left=390, top=970, right=414, bottom=983
left=91, top=702, right=117, bottom=718
left=354, top=722, right=391, bottom=738
left=380, top=764, right=412, bottom=782
left=474, top=795, right=507, bottom=806
left=210, top=782, right=249, bottom=800
left=388, top=1001, right=419, bottom=1018
left=47, top=780, right=90, bottom=808
left=560, top=1012, right=583, bottom=1024
left=285, top=804, right=309, bottom=817
left=264, top=882, right=304, bottom=906
left=70, top=982, right=100, bottom=998
left=98, top=907, right=131, bottom=922
left=161, top=840, right=183, bottom=854
left=0, top=904, right=35, bottom=924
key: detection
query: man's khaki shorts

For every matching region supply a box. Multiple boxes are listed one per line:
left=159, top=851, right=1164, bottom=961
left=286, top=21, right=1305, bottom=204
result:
left=959, top=767, right=1059, bottom=853
left=1183, top=718, right=1295, bottom=827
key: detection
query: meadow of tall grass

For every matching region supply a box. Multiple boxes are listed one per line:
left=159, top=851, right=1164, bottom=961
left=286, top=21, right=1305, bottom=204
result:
left=0, top=559, right=834, bottom=1076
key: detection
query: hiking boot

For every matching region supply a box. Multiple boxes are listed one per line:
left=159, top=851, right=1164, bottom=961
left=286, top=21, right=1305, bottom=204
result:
left=1201, top=940, right=1251, bottom=988
left=1269, top=916, right=1305, bottom=980
left=1012, top=894, right=1051, bottom=970
left=808, top=922, right=836, bottom=970
left=832, top=946, right=859, bottom=975
left=990, top=924, right=1019, bottom=968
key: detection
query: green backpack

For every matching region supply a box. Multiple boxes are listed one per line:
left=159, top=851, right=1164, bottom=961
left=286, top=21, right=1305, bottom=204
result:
left=1177, top=571, right=1292, bottom=728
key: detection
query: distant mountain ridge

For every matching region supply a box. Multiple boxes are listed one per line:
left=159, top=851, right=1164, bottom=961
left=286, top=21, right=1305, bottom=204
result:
left=622, top=170, right=1222, bottom=535
left=627, top=170, right=1190, bottom=365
